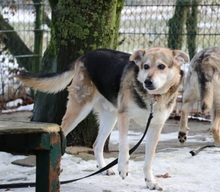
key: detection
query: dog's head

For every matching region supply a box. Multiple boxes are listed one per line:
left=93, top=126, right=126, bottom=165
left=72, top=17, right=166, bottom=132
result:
left=130, top=47, right=189, bottom=94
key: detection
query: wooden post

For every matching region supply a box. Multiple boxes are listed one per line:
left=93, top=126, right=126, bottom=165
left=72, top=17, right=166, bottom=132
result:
left=35, top=133, right=62, bottom=192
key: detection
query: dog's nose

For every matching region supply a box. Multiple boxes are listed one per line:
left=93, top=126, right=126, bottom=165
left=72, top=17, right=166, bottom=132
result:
left=144, top=79, right=154, bottom=90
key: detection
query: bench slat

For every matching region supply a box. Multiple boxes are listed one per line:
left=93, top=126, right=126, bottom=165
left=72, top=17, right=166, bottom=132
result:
left=0, top=121, right=60, bottom=134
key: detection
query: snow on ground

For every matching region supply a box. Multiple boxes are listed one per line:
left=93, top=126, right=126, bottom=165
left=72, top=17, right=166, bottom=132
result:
left=1, top=103, right=34, bottom=113
left=60, top=147, right=220, bottom=192
left=0, top=129, right=219, bottom=192
left=0, top=147, right=219, bottom=192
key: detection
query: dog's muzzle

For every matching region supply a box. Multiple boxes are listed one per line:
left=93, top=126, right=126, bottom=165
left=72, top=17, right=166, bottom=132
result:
left=144, top=79, right=155, bottom=90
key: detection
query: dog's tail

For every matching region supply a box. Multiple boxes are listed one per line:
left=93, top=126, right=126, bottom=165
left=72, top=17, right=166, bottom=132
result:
left=16, top=69, right=74, bottom=93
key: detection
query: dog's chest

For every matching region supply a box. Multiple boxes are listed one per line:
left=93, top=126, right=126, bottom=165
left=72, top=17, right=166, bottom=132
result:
left=126, top=99, right=172, bottom=126
left=126, top=101, right=150, bottom=126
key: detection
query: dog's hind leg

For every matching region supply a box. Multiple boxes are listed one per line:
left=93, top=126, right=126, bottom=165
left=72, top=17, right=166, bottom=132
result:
left=201, top=82, right=213, bottom=113
left=93, top=104, right=117, bottom=175
left=210, top=95, right=220, bottom=146
left=61, top=62, right=96, bottom=136
left=61, top=95, right=94, bottom=136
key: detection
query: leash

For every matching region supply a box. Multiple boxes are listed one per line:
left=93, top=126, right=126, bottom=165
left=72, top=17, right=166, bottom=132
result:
left=0, top=105, right=154, bottom=189
left=189, top=144, right=216, bottom=156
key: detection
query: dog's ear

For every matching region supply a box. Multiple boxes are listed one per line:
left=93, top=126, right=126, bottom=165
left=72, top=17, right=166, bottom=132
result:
left=130, top=49, right=145, bottom=66
left=173, top=50, right=189, bottom=65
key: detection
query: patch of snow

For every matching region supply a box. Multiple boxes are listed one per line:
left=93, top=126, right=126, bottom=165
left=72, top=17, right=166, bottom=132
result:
left=6, top=99, right=23, bottom=108
left=2, top=103, right=34, bottom=113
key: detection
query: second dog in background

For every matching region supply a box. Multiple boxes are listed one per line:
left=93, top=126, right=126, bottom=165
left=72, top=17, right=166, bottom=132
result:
left=179, top=47, right=220, bottom=146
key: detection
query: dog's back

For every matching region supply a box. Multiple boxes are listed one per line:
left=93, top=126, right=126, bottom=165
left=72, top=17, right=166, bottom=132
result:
left=17, top=49, right=131, bottom=99
left=191, top=47, right=220, bottom=112
left=81, top=49, right=131, bottom=106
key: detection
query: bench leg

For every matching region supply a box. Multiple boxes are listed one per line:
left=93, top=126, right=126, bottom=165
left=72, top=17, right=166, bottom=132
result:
left=36, top=133, right=62, bottom=192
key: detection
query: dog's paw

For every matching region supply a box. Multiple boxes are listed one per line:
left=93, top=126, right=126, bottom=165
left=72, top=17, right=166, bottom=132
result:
left=97, top=165, right=115, bottom=176
left=118, top=161, right=129, bottom=179
left=145, top=179, right=163, bottom=191
left=118, top=170, right=129, bottom=179
left=105, top=169, right=115, bottom=176
left=178, top=131, right=187, bottom=144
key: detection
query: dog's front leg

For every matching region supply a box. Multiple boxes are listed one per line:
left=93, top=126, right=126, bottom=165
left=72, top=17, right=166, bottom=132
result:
left=144, top=124, right=163, bottom=191
left=117, top=112, right=130, bottom=179
left=179, top=100, right=190, bottom=144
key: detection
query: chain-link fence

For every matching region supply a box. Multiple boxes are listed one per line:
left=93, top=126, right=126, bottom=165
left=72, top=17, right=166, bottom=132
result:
left=0, top=0, right=50, bottom=108
left=118, top=0, right=220, bottom=56
left=0, top=0, right=219, bottom=113
left=117, top=0, right=219, bottom=119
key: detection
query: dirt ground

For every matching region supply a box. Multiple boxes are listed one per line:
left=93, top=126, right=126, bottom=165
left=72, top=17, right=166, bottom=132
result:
left=0, top=110, right=213, bottom=163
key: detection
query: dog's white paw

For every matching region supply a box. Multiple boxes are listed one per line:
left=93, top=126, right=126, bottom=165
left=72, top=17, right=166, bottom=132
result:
left=118, top=150, right=129, bottom=179
left=118, top=161, right=129, bottom=179
left=145, top=179, right=163, bottom=191
left=105, top=169, right=115, bottom=176
left=97, top=165, right=115, bottom=176
left=118, top=170, right=128, bottom=179
left=178, top=131, right=188, bottom=144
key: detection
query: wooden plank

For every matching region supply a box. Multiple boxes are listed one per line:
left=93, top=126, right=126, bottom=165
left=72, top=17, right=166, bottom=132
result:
left=0, top=120, right=60, bottom=134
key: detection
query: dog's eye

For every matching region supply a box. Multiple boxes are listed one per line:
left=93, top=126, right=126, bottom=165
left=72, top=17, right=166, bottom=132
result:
left=143, top=64, right=150, bottom=70
left=158, top=64, right=166, bottom=70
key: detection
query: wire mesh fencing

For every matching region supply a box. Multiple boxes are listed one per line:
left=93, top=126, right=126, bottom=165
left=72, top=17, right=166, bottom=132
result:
left=118, top=0, right=219, bottom=119
left=0, top=0, right=50, bottom=109
left=118, top=0, right=220, bottom=55
left=0, top=0, right=219, bottom=118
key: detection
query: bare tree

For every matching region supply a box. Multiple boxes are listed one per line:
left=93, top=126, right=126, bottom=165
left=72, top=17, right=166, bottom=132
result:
left=168, top=0, right=198, bottom=58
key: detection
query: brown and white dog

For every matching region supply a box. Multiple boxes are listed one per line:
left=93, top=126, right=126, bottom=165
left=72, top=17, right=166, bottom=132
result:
left=179, top=47, right=220, bottom=146
left=17, top=47, right=188, bottom=190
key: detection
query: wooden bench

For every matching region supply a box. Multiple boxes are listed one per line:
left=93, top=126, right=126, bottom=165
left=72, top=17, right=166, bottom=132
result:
left=0, top=120, right=66, bottom=192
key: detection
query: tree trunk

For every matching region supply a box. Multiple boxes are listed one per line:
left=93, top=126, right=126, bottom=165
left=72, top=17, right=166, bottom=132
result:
left=168, top=0, right=198, bottom=58
left=186, top=0, right=198, bottom=59
left=32, top=0, right=125, bottom=151
left=168, top=0, right=188, bottom=49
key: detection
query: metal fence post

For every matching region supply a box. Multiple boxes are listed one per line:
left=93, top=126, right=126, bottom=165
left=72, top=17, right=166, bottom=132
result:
left=33, top=0, right=44, bottom=73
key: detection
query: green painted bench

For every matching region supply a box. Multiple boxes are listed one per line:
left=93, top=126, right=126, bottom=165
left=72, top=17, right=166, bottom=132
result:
left=0, top=120, right=66, bottom=192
